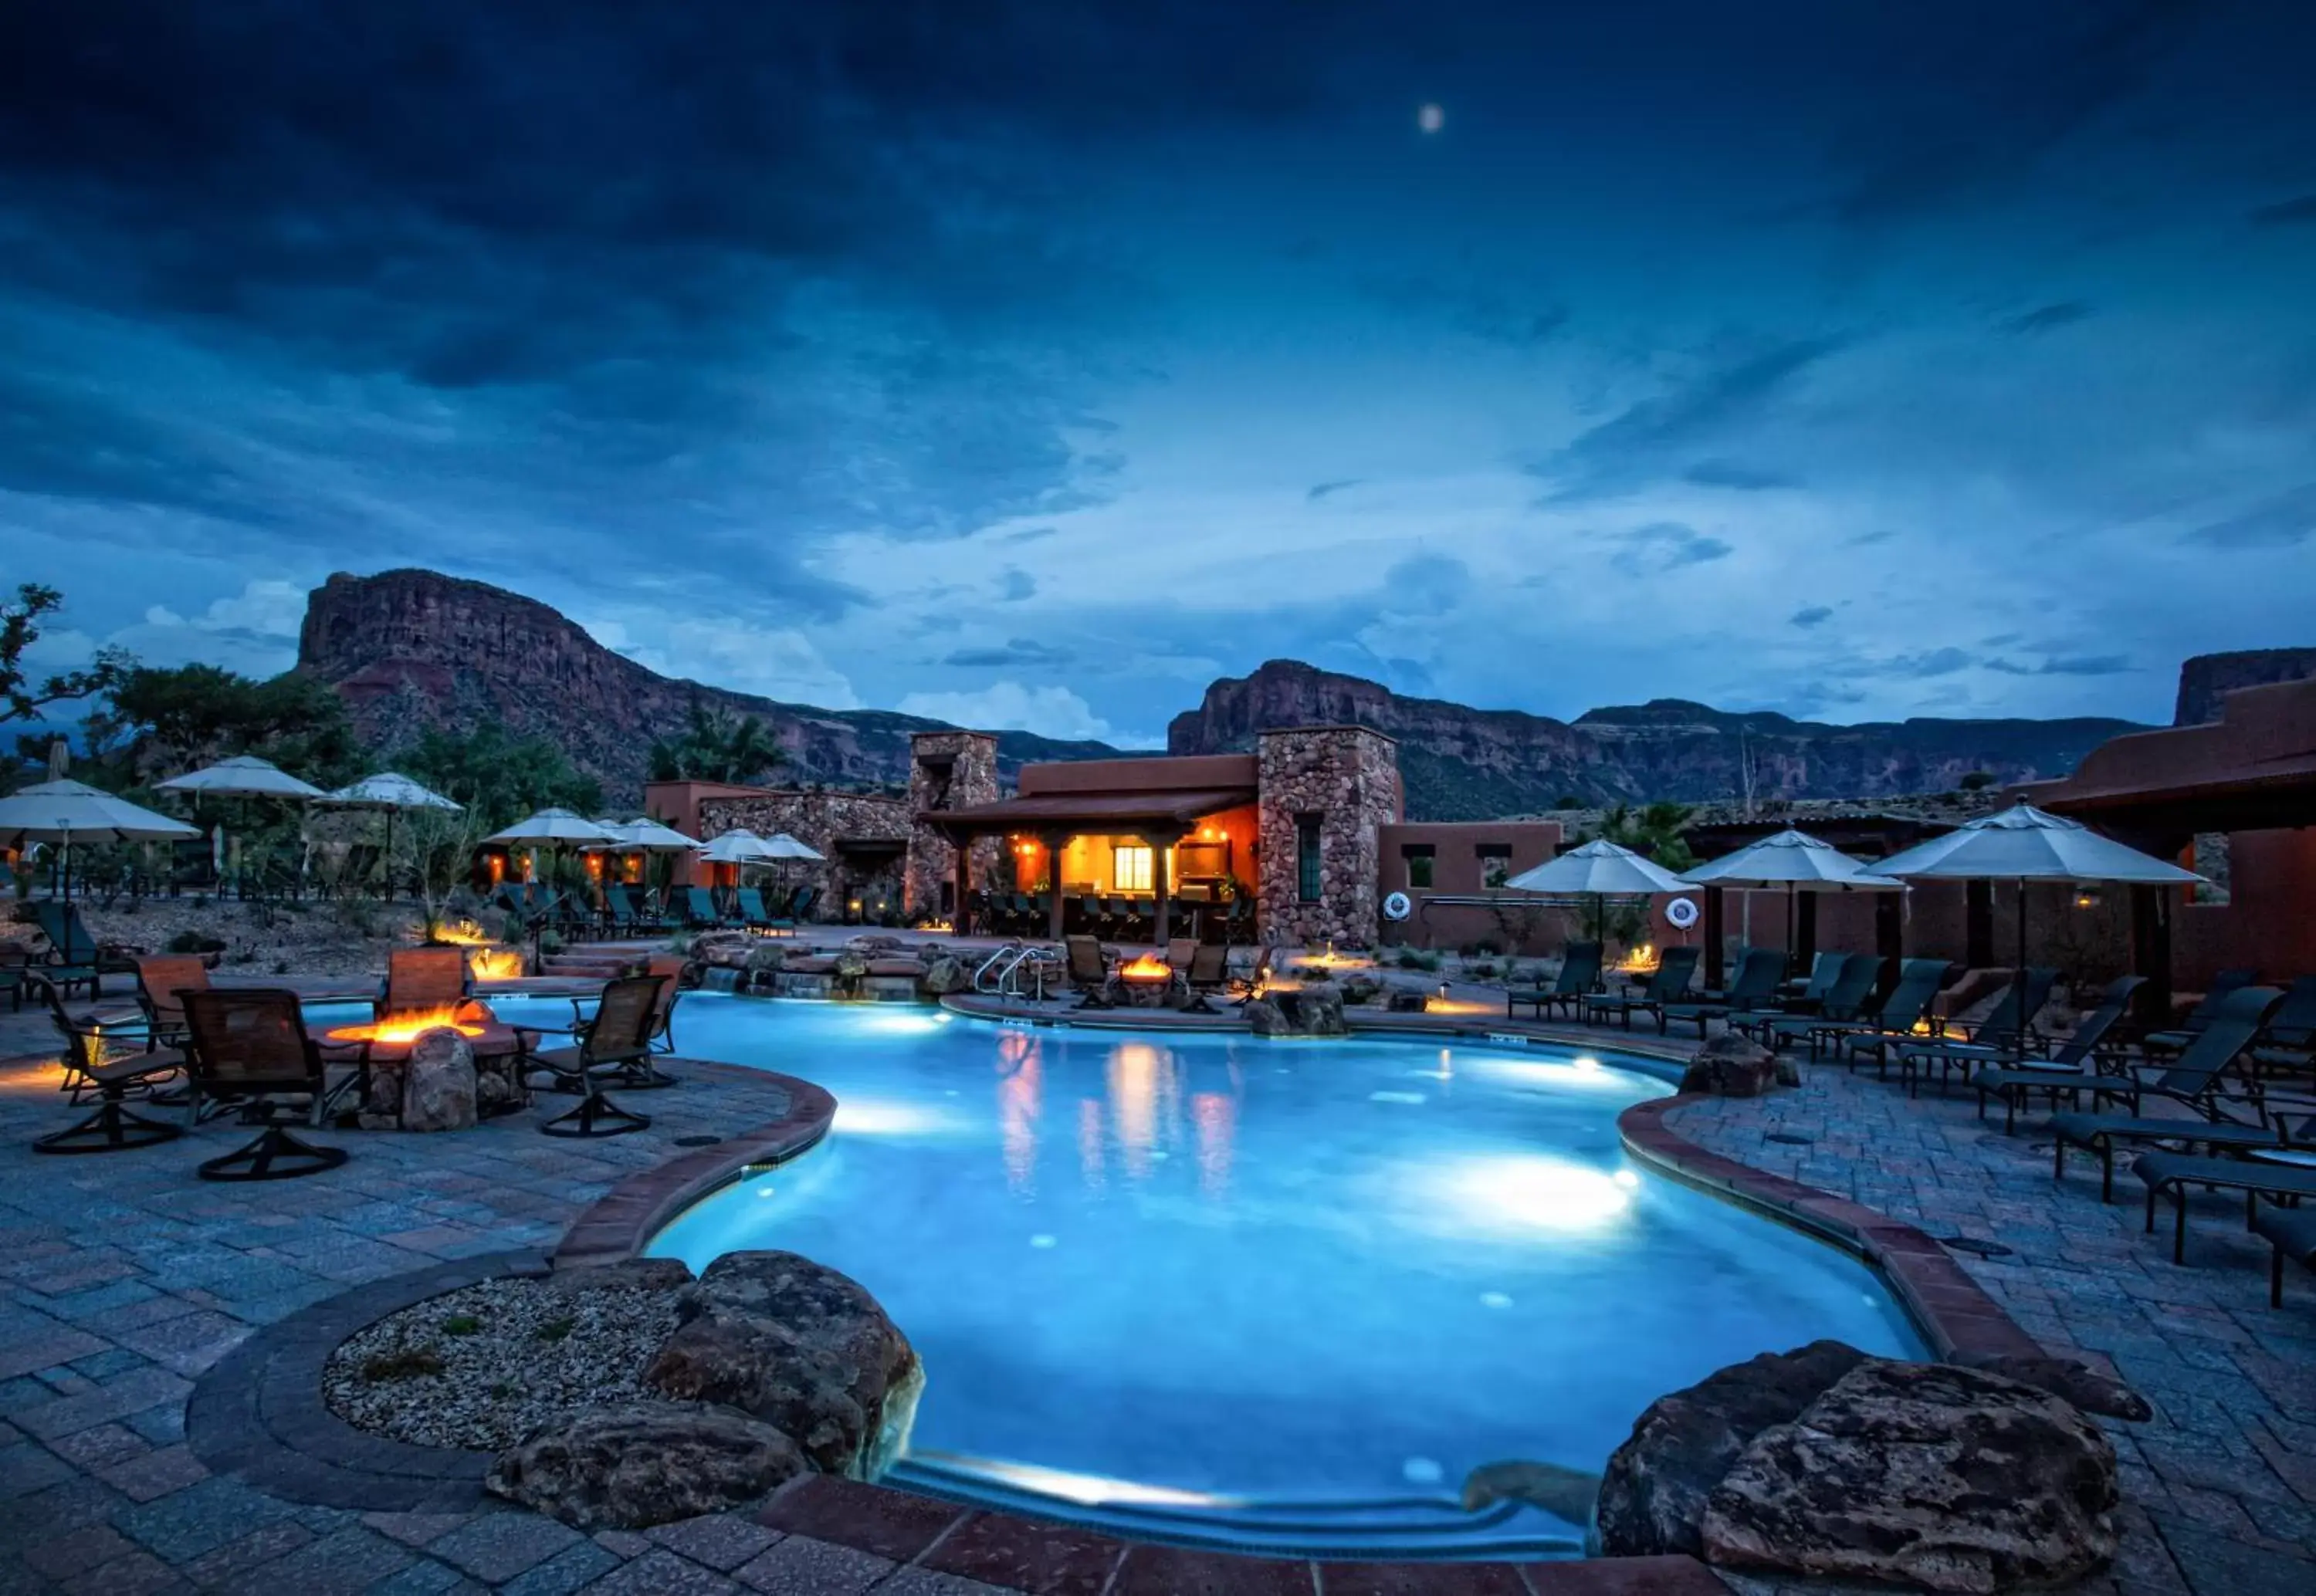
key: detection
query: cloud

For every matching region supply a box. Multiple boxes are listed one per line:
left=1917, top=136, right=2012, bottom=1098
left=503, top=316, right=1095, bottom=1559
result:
left=996, top=568, right=1038, bottom=601
left=1985, top=654, right=2135, bottom=676
left=1306, top=478, right=1363, bottom=501
left=1356, top=272, right=1568, bottom=348
left=630, top=618, right=859, bottom=708
left=1863, top=647, right=1975, bottom=679
left=2181, top=482, right=2316, bottom=549
left=1000, top=526, right=1058, bottom=544
left=1684, top=459, right=1802, bottom=491
left=1379, top=553, right=1470, bottom=614
left=1789, top=605, right=1834, bottom=628
left=2000, top=302, right=2093, bottom=336
left=896, top=681, right=1129, bottom=743
left=1534, top=337, right=1846, bottom=502
left=1609, top=522, right=1733, bottom=576
left=2249, top=194, right=2316, bottom=228
left=1844, top=529, right=1897, bottom=546
left=941, top=638, right=1074, bottom=668
left=141, top=578, right=307, bottom=645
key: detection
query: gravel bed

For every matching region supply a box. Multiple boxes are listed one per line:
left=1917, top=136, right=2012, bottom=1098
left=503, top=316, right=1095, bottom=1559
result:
left=322, top=1275, right=680, bottom=1451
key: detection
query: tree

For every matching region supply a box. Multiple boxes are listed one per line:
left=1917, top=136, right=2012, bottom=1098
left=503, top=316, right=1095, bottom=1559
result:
left=1959, top=770, right=1997, bottom=791
left=388, top=802, right=493, bottom=942
left=1593, top=800, right=1698, bottom=871
left=394, top=720, right=602, bottom=831
left=648, top=698, right=783, bottom=785
left=107, top=664, right=364, bottom=787
left=2, top=584, right=134, bottom=727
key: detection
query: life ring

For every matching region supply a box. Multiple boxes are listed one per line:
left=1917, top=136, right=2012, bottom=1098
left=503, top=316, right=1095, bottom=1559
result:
left=1382, top=891, right=1414, bottom=922
left=1664, top=896, right=1700, bottom=930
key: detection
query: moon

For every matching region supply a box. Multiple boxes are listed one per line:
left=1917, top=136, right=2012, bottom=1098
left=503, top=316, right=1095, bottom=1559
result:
left=1417, top=103, right=1445, bottom=134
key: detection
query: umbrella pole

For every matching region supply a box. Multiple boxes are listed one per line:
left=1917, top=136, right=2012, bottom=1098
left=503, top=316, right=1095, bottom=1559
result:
left=1785, top=884, right=1795, bottom=977
left=2016, top=876, right=2030, bottom=1064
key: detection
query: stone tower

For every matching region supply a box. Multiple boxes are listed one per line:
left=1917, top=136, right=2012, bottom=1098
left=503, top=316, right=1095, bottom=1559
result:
left=906, top=731, right=1000, bottom=922
left=1256, top=725, right=1402, bottom=947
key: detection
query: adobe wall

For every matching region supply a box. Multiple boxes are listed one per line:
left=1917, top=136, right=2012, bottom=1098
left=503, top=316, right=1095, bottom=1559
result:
left=1256, top=726, right=1401, bottom=946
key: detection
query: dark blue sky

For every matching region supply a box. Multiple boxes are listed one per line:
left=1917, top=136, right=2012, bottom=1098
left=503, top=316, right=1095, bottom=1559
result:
left=5, top=2, right=2313, bottom=745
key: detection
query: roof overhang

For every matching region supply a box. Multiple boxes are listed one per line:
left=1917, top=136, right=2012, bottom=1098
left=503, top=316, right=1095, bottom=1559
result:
left=919, top=786, right=1258, bottom=837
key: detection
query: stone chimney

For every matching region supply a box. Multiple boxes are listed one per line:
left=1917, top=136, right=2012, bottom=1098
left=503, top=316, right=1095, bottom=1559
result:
left=906, top=731, right=999, bottom=921
left=1256, top=725, right=1402, bottom=947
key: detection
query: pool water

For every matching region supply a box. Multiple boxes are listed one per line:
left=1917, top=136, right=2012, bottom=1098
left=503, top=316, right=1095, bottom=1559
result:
left=631, top=999, right=1922, bottom=1558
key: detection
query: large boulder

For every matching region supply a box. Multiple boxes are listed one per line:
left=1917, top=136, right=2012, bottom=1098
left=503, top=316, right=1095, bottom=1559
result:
left=1339, top=974, right=1384, bottom=1006
left=1242, top=996, right=1290, bottom=1037
left=400, top=1027, right=478, bottom=1132
left=486, top=1400, right=804, bottom=1530
left=690, top=931, right=757, bottom=969
left=1700, top=1359, right=2118, bottom=1593
left=642, top=1251, right=923, bottom=1479
left=1297, top=980, right=1349, bottom=1037
left=1596, top=1339, right=1867, bottom=1557
left=1949, top=1351, right=2152, bottom=1422
left=919, top=955, right=969, bottom=996
left=1680, top=1033, right=1780, bottom=1097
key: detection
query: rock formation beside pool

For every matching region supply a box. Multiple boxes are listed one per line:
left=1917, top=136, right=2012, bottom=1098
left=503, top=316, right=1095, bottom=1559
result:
left=642, top=1250, right=924, bottom=1479
left=1599, top=1343, right=2120, bottom=1593
left=1678, top=1033, right=1781, bottom=1097
left=486, top=1400, right=806, bottom=1530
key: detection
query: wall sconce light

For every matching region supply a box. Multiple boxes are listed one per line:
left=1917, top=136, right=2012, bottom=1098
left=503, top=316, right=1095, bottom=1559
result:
left=2072, top=888, right=2101, bottom=911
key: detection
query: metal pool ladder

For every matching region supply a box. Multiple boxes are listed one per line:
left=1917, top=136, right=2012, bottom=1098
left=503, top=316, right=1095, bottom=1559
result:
left=973, top=942, right=1062, bottom=1001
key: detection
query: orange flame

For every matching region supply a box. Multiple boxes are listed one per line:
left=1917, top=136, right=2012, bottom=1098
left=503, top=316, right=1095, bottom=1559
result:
left=330, top=1004, right=488, bottom=1046
left=1118, top=953, right=1173, bottom=982
left=422, top=925, right=523, bottom=981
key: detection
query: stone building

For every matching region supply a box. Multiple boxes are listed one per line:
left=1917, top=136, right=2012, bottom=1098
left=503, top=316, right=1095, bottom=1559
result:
left=1254, top=726, right=1402, bottom=946
left=904, top=732, right=1000, bottom=925
left=643, top=779, right=913, bottom=920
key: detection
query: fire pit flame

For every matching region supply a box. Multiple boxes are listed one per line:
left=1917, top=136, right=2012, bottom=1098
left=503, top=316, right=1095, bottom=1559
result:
left=329, top=1003, right=488, bottom=1047
left=1118, top=953, right=1173, bottom=982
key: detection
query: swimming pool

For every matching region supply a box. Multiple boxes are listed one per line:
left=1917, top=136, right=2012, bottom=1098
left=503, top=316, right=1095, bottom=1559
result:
left=624, top=999, right=1925, bottom=1558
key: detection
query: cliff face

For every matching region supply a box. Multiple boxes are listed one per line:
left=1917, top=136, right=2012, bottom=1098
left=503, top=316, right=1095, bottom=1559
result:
left=2173, top=648, right=2316, bottom=726
left=296, top=570, right=1117, bottom=804
left=1169, top=660, right=2146, bottom=820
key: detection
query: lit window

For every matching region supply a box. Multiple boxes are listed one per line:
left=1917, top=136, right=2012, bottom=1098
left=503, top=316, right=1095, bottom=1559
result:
left=1113, top=844, right=1153, bottom=892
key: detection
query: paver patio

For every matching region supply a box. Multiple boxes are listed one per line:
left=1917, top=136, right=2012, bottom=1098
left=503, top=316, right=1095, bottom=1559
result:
left=0, top=982, right=2307, bottom=1595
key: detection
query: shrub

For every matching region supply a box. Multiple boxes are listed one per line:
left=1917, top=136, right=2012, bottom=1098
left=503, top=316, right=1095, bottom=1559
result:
left=164, top=930, right=226, bottom=955
left=361, top=1347, right=444, bottom=1381
left=537, top=930, right=565, bottom=956
left=440, top=1314, right=483, bottom=1337
left=1959, top=770, right=1996, bottom=791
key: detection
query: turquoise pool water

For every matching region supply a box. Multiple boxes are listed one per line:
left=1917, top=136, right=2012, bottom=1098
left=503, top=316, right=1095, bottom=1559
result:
left=618, top=999, right=1922, bottom=1557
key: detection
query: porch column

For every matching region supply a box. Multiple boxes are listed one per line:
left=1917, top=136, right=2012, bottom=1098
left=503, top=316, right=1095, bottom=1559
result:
left=1796, top=892, right=1818, bottom=970
left=1143, top=826, right=1188, bottom=948
left=952, top=830, right=973, bottom=935
left=2130, top=884, right=2173, bottom=1029
left=1702, top=888, right=1725, bottom=990
left=1041, top=830, right=1070, bottom=942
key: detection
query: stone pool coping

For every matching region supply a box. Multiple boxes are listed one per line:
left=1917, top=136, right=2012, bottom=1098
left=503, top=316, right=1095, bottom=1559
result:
left=183, top=1007, right=2039, bottom=1594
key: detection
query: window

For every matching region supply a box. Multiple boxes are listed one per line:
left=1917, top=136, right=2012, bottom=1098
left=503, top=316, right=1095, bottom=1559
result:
left=1401, top=844, right=1435, bottom=889
left=1112, top=844, right=1153, bottom=892
left=1296, top=813, right=1324, bottom=901
left=1478, top=844, right=1512, bottom=890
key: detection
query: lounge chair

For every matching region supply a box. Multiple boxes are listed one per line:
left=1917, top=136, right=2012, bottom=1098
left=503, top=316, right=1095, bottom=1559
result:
left=28, top=902, right=107, bottom=1000
left=1893, top=966, right=2060, bottom=1094
left=178, top=990, right=350, bottom=1181
left=2047, top=986, right=2287, bottom=1199
left=529, top=973, right=664, bottom=1138
left=2245, top=974, right=2316, bottom=1080
left=1824, top=959, right=1957, bottom=1075
left=684, top=887, right=729, bottom=929
left=1774, top=950, right=1847, bottom=1014
left=603, top=888, right=642, bottom=938
left=733, top=888, right=774, bottom=934
left=377, top=946, right=470, bottom=1019
left=1661, top=948, right=1788, bottom=1038
left=1735, top=953, right=1884, bottom=1053
left=2253, top=1203, right=2316, bottom=1307
left=1580, top=945, right=1701, bottom=1032
left=769, top=886, right=816, bottom=934
left=2141, top=967, right=2257, bottom=1059
left=1969, top=975, right=2145, bottom=1131
left=2134, top=1146, right=2316, bottom=1264
left=0, top=946, right=29, bottom=1013
left=1506, top=942, right=1603, bottom=1021
left=30, top=984, right=184, bottom=1155
left=1064, top=935, right=1111, bottom=1005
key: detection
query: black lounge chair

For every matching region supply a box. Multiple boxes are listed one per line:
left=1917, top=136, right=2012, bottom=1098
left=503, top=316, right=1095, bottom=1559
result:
left=2048, top=986, right=2287, bottom=1199
left=684, top=887, right=730, bottom=929
left=530, top=973, right=665, bottom=1138
left=2134, top=1146, right=2316, bottom=1264
left=1506, top=941, right=1602, bottom=1020
left=1775, top=950, right=1847, bottom=1014
left=2245, top=974, right=2316, bottom=1080
left=1580, top=945, right=1701, bottom=1033
left=769, top=886, right=817, bottom=934
left=1736, top=953, right=1884, bottom=1053
left=2141, top=967, right=2257, bottom=1059
left=29, top=902, right=107, bottom=1000
left=178, top=990, right=350, bottom=1181
left=1660, top=948, right=1787, bottom=1037
left=1824, top=959, right=1956, bottom=1074
left=733, top=887, right=774, bottom=934
left=31, top=984, right=183, bottom=1155
left=2253, top=1203, right=2316, bottom=1307
left=1894, top=966, right=2060, bottom=1094
left=1969, top=975, right=2145, bottom=1132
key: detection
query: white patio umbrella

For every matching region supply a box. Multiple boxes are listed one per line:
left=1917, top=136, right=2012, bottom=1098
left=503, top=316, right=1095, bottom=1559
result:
left=484, top=808, right=621, bottom=886
left=1505, top=837, right=1695, bottom=948
left=587, top=817, right=701, bottom=852
left=157, top=755, right=327, bottom=893
left=1874, top=803, right=2203, bottom=1057
left=0, top=779, right=201, bottom=900
left=317, top=773, right=462, bottom=898
left=697, top=827, right=779, bottom=864
left=1679, top=827, right=1904, bottom=971
left=759, top=832, right=824, bottom=862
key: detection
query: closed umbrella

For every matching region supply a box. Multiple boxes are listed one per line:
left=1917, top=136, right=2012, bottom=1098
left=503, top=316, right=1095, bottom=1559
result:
left=1505, top=837, right=1694, bottom=950
left=317, top=773, right=462, bottom=898
left=1680, top=827, right=1904, bottom=974
left=1874, top=803, right=2202, bottom=1058
left=0, top=779, right=201, bottom=901
left=157, top=756, right=327, bottom=895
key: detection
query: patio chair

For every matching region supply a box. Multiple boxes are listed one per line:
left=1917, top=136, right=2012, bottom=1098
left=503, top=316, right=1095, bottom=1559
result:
left=2047, top=986, right=2287, bottom=1199
left=1183, top=942, right=1229, bottom=1011
left=1661, top=948, right=1788, bottom=1038
left=2134, top=1146, right=2316, bottom=1264
left=733, top=888, right=774, bottom=934
left=376, top=946, right=470, bottom=1019
left=1165, top=937, right=1198, bottom=975
left=1970, top=975, right=2145, bottom=1131
left=1229, top=945, right=1275, bottom=1006
left=2141, top=967, right=2257, bottom=1058
left=2253, top=1203, right=2316, bottom=1307
left=29, top=902, right=106, bottom=1000
left=1580, top=945, right=1701, bottom=1033
left=1735, top=953, right=1884, bottom=1051
left=774, top=886, right=818, bottom=932
left=178, top=989, right=350, bottom=1181
left=684, top=887, right=727, bottom=929
left=529, top=973, right=665, bottom=1138
left=1506, top=942, right=1602, bottom=1020
left=603, top=888, right=642, bottom=938
left=132, top=955, right=212, bottom=1053
left=1892, top=967, right=2059, bottom=1091
left=30, top=983, right=184, bottom=1155
left=1817, top=959, right=1955, bottom=1074
left=1774, top=950, right=1847, bottom=1014
left=0, top=946, right=29, bottom=1013
left=2245, top=974, right=2316, bottom=1080
left=1065, top=935, right=1111, bottom=1005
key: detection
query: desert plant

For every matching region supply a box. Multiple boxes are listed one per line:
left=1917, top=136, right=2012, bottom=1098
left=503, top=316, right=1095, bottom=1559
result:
left=361, top=1347, right=445, bottom=1381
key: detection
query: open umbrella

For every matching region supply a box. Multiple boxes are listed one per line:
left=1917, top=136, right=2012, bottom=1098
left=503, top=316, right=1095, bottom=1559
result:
left=484, top=808, right=621, bottom=888
left=157, top=756, right=327, bottom=894
left=0, top=779, right=201, bottom=900
left=601, top=817, right=702, bottom=852
left=1679, top=827, right=1904, bottom=973
left=1505, top=837, right=1695, bottom=950
left=317, top=773, right=462, bottom=898
left=1874, top=803, right=2202, bottom=1058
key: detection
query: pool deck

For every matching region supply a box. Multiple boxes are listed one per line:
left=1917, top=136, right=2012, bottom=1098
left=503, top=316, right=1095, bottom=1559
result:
left=0, top=985, right=2307, bottom=1595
